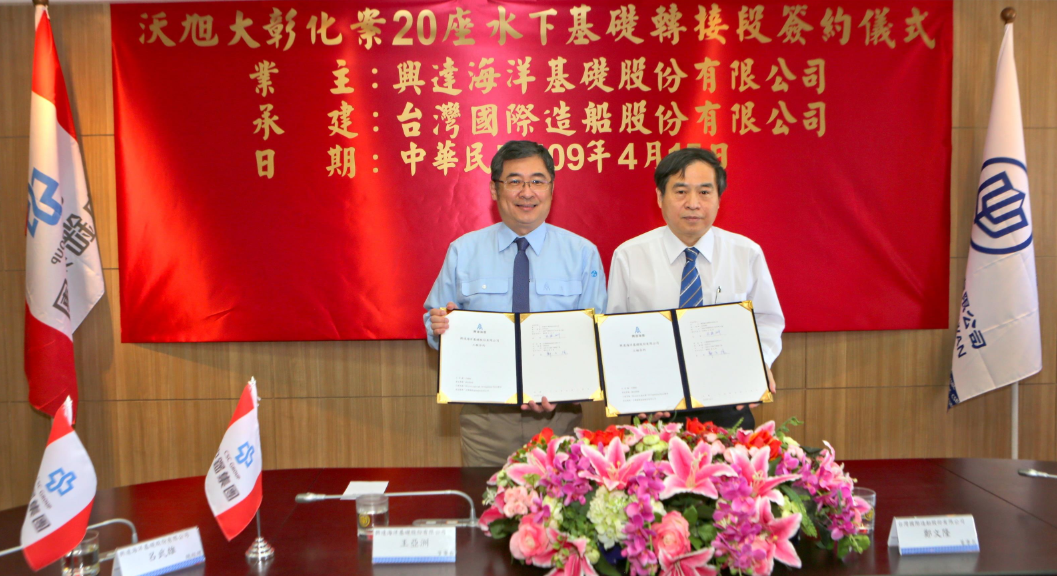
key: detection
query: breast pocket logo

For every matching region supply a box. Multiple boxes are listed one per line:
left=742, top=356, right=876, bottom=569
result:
left=971, top=158, right=1033, bottom=255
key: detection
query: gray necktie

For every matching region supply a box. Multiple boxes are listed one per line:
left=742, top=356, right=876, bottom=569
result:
left=512, top=237, right=530, bottom=313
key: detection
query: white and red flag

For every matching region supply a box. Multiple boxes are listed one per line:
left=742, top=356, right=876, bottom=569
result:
left=25, top=4, right=105, bottom=420
left=21, top=397, right=97, bottom=571
left=205, top=378, right=263, bottom=540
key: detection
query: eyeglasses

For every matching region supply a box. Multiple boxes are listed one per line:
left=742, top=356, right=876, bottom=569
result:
left=494, top=178, right=552, bottom=192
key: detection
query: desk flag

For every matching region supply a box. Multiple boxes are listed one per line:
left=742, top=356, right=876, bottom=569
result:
left=206, top=378, right=263, bottom=540
left=948, top=22, right=1041, bottom=407
left=20, top=398, right=97, bottom=571
left=25, top=4, right=105, bottom=420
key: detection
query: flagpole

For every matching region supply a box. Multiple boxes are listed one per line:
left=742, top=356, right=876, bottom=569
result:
left=1000, top=6, right=1019, bottom=461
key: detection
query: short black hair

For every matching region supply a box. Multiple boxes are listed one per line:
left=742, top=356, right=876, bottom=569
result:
left=490, top=140, right=555, bottom=181
left=654, top=148, right=726, bottom=196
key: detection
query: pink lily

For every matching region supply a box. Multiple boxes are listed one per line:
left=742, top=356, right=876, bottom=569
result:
left=579, top=437, right=654, bottom=492
left=659, top=546, right=720, bottom=576
left=660, top=436, right=735, bottom=500
left=751, top=498, right=802, bottom=573
left=727, top=445, right=797, bottom=504
left=545, top=536, right=599, bottom=576
left=508, top=438, right=561, bottom=486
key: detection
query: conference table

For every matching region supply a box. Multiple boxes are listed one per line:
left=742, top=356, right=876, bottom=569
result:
left=2, top=459, right=1056, bottom=575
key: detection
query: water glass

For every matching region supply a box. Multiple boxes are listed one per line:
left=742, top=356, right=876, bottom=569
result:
left=61, top=530, right=100, bottom=576
left=854, top=487, right=877, bottom=534
left=357, top=494, right=389, bottom=539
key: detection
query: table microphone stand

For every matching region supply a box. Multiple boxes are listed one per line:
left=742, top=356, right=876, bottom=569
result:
left=295, top=490, right=478, bottom=528
left=0, top=518, right=138, bottom=562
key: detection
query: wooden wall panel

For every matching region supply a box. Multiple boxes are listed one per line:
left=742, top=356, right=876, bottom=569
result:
left=1018, top=383, right=1057, bottom=461
left=48, top=4, right=113, bottom=137
left=0, top=271, right=25, bottom=404
left=0, top=6, right=33, bottom=139
left=4, top=402, right=52, bottom=511
left=0, top=403, right=13, bottom=510
left=1, top=1, right=1056, bottom=513
left=0, top=137, right=29, bottom=272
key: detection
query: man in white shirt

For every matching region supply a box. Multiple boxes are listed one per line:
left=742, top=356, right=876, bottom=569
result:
left=607, top=148, right=783, bottom=429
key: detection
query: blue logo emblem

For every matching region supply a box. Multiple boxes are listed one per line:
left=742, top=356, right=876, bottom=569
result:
left=634, top=327, right=641, bottom=334
left=27, top=168, right=62, bottom=237
left=591, top=270, right=598, bottom=278
left=45, top=468, right=76, bottom=496
left=477, top=324, right=483, bottom=330
left=971, top=158, right=1032, bottom=255
left=235, top=442, right=255, bottom=467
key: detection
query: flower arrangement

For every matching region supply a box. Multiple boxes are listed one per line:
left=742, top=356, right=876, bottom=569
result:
left=479, top=418, right=872, bottom=576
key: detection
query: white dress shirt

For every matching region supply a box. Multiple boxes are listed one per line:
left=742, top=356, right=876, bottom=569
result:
left=606, top=226, right=784, bottom=367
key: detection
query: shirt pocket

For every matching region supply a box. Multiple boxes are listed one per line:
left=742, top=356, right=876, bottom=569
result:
left=459, top=278, right=509, bottom=307
left=717, top=291, right=748, bottom=305
left=535, top=279, right=584, bottom=310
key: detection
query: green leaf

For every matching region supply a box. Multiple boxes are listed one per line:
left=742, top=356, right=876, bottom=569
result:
left=836, top=537, right=852, bottom=558
left=698, top=524, right=718, bottom=546
left=594, top=554, right=623, bottom=576
left=695, top=503, right=716, bottom=520
left=683, top=506, right=699, bottom=525
left=850, top=535, right=871, bottom=554
left=487, top=518, right=519, bottom=540
left=690, top=535, right=703, bottom=549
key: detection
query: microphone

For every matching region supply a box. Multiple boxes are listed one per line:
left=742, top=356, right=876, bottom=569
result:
left=295, top=492, right=339, bottom=503
left=1018, top=468, right=1057, bottom=480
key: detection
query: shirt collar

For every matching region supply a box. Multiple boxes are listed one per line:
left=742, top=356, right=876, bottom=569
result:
left=662, top=226, right=714, bottom=265
left=497, top=222, right=548, bottom=256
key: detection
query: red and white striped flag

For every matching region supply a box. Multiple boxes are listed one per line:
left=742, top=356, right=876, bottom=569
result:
left=25, top=4, right=105, bottom=420
left=21, top=397, right=97, bottom=571
left=205, top=378, right=263, bottom=540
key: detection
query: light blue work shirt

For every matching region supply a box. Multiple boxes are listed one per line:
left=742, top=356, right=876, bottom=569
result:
left=423, top=222, right=607, bottom=349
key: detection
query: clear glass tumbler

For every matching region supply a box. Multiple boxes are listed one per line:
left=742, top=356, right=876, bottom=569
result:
left=853, top=487, right=877, bottom=534
left=61, top=530, right=100, bottom=576
left=357, top=494, right=389, bottom=539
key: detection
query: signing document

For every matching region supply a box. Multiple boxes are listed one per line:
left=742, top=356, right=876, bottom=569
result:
left=677, top=303, right=770, bottom=408
left=438, top=310, right=518, bottom=404
left=596, top=303, right=770, bottom=416
left=596, top=311, right=686, bottom=416
left=438, top=309, right=602, bottom=405
left=520, top=310, right=602, bottom=403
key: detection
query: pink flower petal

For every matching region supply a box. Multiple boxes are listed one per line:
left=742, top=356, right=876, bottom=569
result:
left=774, top=538, right=802, bottom=568
left=668, top=436, right=694, bottom=479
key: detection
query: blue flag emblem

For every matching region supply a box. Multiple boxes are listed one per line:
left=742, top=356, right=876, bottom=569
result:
left=45, top=468, right=76, bottom=496
left=971, top=158, right=1032, bottom=255
left=236, top=442, right=255, bottom=467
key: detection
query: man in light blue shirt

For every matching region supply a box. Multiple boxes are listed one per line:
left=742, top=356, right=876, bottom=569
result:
left=424, top=140, right=607, bottom=466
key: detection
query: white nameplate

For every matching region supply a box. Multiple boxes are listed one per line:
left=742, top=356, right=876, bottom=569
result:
left=372, top=526, right=456, bottom=564
left=111, top=527, right=205, bottom=576
left=341, top=481, right=389, bottom=500
left=887, top=515, right=979, bottom=555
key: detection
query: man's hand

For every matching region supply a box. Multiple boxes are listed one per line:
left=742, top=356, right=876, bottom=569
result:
left=736, top=368, right=777, bottom=411
left=636, top=411, right=672, bottom=422
left=429, top=302, right=458, bottom=336
left=522, top=397, right=557, bottom=413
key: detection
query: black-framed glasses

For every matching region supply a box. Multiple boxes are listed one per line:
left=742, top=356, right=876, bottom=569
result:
left=493, top=178, right=552, bottom=192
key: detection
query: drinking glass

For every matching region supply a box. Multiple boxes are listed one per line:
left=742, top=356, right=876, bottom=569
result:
left=357, top=494, right=389, bottom=539
left=61, top=530, right=100, bottom=576
left=854, top=487, right=877, bottom=534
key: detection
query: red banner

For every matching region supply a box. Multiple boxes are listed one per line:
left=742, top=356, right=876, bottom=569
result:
left=112, top=0, right=952, bottom=342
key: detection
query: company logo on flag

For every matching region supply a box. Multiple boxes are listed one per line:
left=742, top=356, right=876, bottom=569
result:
left=949, top=22, right=1041, bottom=407
left=24, top=5, right=105, bottom=420
left=21, top=397, right=97, bottom=571
left=205, top=378, right=263, bottom=541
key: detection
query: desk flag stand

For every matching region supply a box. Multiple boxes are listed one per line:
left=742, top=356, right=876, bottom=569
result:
left=245, top=511, right=275, bottom=565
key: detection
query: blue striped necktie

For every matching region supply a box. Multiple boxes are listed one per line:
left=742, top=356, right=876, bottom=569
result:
left=679, top=247, right=704, bottom=308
